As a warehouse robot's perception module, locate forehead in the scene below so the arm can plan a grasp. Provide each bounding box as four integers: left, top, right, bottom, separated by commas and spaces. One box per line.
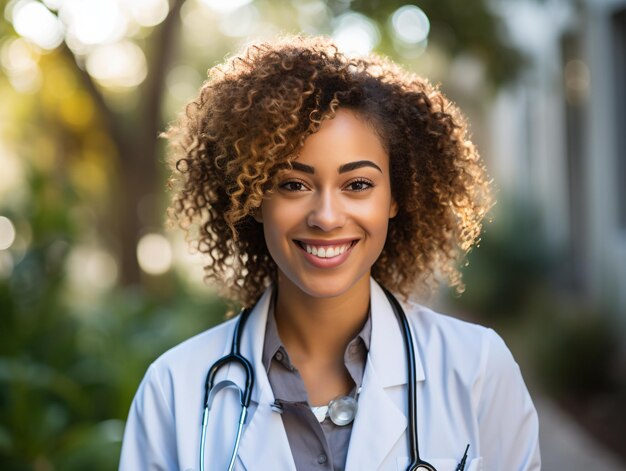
295, 108, 389, 169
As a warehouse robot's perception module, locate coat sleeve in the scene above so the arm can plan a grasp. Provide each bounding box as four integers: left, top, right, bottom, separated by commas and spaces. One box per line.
119, 364, 178, 471
477, 329, 541, 470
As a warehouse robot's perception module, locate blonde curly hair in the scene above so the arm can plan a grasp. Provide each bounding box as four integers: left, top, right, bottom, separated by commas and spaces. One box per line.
165, 34, 493, 308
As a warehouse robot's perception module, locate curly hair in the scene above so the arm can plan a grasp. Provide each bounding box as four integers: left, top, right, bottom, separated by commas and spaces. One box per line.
165, 34, 493, 308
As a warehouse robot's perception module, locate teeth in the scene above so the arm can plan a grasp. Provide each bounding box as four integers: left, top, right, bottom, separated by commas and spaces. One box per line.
301, 242, 353, 258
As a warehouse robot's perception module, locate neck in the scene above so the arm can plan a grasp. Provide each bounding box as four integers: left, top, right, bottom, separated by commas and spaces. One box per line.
274, 273, 371, 363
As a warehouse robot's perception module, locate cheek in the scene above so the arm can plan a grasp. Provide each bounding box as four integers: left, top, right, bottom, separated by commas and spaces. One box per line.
260, 202, 294, 255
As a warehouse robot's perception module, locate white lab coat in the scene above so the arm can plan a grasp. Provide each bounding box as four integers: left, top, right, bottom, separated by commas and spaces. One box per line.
119, 279, 540, 471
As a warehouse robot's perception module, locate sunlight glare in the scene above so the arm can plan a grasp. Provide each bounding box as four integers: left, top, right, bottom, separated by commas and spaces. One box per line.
12, 0, 64, 50
60, 0, 126, 46
391, 5, 430, 44
0, 216, 16, 250
67, 245, 119, 291
332, 12, 380, 57
128, 0, 169, 27
85, 40, 147, 88
219, 3, 259, 37
199, 0, 252, 14
137, 233, 173, 275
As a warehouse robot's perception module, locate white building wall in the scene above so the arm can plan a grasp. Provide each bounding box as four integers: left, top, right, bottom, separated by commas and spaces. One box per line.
489, 0, 626, 319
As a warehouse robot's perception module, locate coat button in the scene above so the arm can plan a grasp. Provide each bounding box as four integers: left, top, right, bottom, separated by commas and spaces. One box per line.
317, 453, 328, 464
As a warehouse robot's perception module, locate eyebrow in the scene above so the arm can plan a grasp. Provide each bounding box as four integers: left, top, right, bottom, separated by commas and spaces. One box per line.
291, 160, 383, 175
339, 160, 383, 174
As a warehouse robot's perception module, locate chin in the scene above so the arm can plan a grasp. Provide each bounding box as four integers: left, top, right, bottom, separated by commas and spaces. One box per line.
284, 270, 370, 300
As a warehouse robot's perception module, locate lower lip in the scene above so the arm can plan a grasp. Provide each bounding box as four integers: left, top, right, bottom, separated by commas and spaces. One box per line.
295, 241, 357, 269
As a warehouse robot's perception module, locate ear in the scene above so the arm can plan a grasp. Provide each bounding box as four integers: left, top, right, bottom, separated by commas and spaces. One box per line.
253, 207, 263, 223
389, 198, 399, 219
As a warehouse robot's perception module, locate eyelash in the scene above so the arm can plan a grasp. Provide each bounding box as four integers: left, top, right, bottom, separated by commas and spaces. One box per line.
279, 178, 375, 192
345, 178, 374, 192
279, 180, 308, 192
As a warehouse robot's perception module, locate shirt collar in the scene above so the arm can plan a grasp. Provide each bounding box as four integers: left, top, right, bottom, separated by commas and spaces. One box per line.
261, 290, 372, 373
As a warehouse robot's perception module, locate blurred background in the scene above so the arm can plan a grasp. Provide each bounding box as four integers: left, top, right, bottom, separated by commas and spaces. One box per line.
0, 0, 624, 469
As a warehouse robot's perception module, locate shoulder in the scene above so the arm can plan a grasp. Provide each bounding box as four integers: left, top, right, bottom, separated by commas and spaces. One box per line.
404, 301, 497, 354
403, 300, 518, 390
146, 316, 239, 386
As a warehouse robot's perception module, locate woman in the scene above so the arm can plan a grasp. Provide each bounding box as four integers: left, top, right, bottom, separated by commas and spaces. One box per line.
119, 35, 540, 471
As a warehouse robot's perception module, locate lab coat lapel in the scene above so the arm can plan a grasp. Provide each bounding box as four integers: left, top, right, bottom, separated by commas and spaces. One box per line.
345, 279, 426, 471
232, 286, 297, 471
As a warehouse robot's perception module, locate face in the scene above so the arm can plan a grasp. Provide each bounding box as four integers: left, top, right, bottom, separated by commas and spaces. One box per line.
257, 108, 398, 299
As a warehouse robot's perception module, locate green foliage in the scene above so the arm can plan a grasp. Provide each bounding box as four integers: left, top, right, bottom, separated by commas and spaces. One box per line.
450, 199, 556, 320
345, 0, 523, 85
527, 301, 620, 396
448, 196, 622, 401
1, 273, 227, 469
0, 229, 227, 469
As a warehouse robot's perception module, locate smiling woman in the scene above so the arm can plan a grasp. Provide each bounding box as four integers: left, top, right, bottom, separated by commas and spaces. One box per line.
119, 34, 540, 471
256, 109, 397, 301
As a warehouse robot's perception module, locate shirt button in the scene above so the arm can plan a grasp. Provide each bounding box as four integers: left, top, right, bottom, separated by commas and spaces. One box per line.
317, 453, 328, 464
275, 351, 284, 361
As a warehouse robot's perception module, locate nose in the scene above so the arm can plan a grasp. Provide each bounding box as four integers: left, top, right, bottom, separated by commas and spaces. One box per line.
306, 189, 346, 231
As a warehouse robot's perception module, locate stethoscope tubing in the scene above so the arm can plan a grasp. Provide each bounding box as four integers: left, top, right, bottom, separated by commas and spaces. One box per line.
381, 287, 436, 471
200, 289, 437, 471
200, 306, 255, 471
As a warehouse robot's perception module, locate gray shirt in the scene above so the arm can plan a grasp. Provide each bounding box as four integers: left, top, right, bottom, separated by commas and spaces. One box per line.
262, 295, 372, 471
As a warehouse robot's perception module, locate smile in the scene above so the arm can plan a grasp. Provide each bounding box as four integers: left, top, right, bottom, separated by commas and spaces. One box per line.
294, 239, 359, 267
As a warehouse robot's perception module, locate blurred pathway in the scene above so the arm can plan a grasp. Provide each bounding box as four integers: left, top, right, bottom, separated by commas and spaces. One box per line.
536, 396, 625, 470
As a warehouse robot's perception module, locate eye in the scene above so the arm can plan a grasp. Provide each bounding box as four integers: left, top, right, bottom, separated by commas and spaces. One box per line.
345, 178, 374, 192
280, 180, 308, 192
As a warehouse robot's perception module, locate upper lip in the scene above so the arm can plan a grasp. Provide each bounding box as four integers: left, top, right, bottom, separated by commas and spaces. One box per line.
294, 238, 359, 246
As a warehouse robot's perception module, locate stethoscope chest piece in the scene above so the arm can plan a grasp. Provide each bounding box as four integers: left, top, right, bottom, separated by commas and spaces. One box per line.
310, 394, 358, 426
328, 395, 358, 426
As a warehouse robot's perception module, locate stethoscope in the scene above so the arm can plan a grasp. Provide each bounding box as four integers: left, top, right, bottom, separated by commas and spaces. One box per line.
200, 287, 437, 471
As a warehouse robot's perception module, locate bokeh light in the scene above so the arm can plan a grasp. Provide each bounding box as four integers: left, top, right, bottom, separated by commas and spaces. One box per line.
199, 0, 253, 14
11, 0, 64, 50
0, 251, 14, 278
66, 245, 119, 292
332, 11, 380, 57
391, 5, 430, 45
218, 3, 260, 38
137, 233, 173, 275
60, 0, 127, 46
42, 0, 62, 10
295, 0, 330, 34
0, 37, 42, 93
172, 232, 207, 291
0, 216, 16, 250
128, 0, 169, 28
85, 40, 147, 88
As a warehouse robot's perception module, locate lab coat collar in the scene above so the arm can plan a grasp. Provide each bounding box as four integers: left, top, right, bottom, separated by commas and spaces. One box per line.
343, 279, 426, 470
229, 278, 427, 401
232, 286, 296, 469
368, 278, 425, 386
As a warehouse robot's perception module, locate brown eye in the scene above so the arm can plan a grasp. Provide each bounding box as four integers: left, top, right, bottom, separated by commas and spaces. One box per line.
280, 181, 307, 192
345, 179, 374, 192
